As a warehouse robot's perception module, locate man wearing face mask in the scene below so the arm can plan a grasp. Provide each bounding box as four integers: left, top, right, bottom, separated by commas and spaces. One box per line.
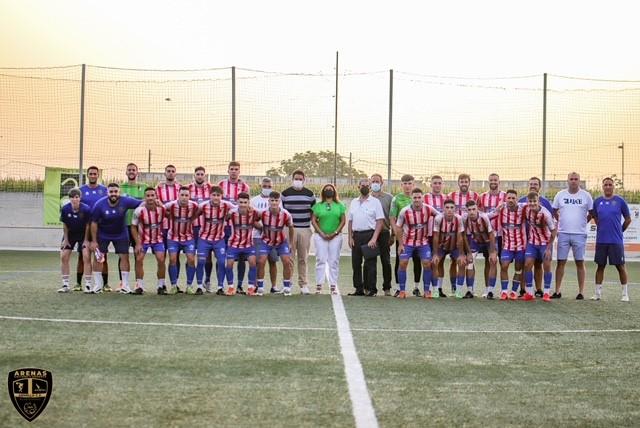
348, 178, 384, 296
251, 177, 283, 294
281, 170, 316, 295
370, 173, 393, 296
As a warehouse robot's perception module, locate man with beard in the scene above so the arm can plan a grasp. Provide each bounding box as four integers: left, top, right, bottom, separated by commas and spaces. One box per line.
479, 173, 505, 296
80, 166, 109, 291
119, 163, 147, 290
189, 166, 214, 291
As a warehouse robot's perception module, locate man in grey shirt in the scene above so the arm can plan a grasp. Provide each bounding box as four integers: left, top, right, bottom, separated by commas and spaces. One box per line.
371, 173, 393, 296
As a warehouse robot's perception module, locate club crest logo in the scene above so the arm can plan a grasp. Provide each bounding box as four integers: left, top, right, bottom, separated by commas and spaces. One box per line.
8, 368, 53, 422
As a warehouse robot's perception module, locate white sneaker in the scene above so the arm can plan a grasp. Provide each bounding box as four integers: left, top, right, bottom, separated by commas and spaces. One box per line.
57, 286, 69, 293
256, 287, 264, 296
84, 285, 93, 294
481, 289, 489, 298
283, 287, 292, 296
92, 286, 103, 294
204, 282, 212, 293
330, 285, 339, 295
119, 287, 132, 294
300, 286, 310, 295
590, 294, 601, 301
621, 295, 630, 302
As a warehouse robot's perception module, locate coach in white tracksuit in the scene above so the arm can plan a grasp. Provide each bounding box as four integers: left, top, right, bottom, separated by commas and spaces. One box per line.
311, 184, 346, 295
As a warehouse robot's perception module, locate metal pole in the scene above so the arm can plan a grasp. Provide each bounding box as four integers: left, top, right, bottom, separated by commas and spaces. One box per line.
148, 149, 151, 174
618, 141, 625, 189
78, 64, 86, 186
333, 51, 339, 185
542, 73, 547, 191
387, 69, 393, 185
231, 66, 236, 161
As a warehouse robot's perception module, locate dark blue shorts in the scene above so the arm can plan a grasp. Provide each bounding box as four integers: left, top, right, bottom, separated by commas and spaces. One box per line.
197, 238, 226, 260
525, 244, 550, 262
258, 241, 291, 257
438, 248, 460, 259
400, 244, 432, 261
98, 237, 130, 254
62, 234, 85, 252
226, 246, 256, 260
167, 239, 196, 255
501, 249, 525, 264
594, 243, 625, 266
143, 243, 165, 254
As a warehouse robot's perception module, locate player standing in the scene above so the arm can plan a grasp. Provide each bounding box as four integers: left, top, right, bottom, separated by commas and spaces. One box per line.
164, 187, 199, 294
225, 192, 259, 296
522, 192, 556, 301
58, 188, 92, 293
463, 200, 498, 299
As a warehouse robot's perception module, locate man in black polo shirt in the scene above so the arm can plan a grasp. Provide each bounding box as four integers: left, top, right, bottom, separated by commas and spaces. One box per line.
281, 169, 316, 295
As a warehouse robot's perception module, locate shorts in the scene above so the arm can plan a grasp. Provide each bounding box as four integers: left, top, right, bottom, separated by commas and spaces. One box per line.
62, 234, 84, 252
496, 236, 503, 255
192, 226, 201, 248
594, 243, 625, 266
500, 249, 525, 264
167, 239, 196, 255
98, 237, 130, 254
226, 246, 256, 260
437, 248, 460, 259
400, 244, 432, 261
469, 239, 490, 259
525, 244, 550, 262
258, 240, 291, 257
557, 233, 587, 261
142, 243, 165, 254
197, 238, 226, 260
127, 226, 137, 248
253, 238, 279, 262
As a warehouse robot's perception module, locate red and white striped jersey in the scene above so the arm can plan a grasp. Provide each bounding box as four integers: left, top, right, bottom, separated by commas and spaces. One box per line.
217, 179, 250, 206
228, 209, 258, 249
198, 200, 233, 242
155, 182, 181, 204
396, 204, 438, 247
189, 182, 212, 228
495, 205, 528, 251
424, 193, 445, 213
433, 214, 465, 251
480, 191, 506, 233
131, 205, 165, 244
447, 190, 481, 216
165, 200, 198, 242
463, 212, 494, 245
524, 205, 555, 245
259, 209, 293, 247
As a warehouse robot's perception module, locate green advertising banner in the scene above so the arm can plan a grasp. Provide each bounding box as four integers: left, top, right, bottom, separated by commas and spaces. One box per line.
43, 167, 84, 226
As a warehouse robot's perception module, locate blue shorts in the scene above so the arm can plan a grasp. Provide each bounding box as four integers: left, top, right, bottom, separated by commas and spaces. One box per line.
438, 248, 460, 259
557, 233, 587, 261
496, 236, 503, 255
400, 244, 432, 261
62, 234, 85, 252
192, 226, 201, 247
197, 238, 226, 260
258, 240, 291, 257
226, 246, 256, 260
253, 238, 279, 262
167, 239, 196, 255
594, 243, 625, 266
525, 244, 549, 262
469, 239, 491, 258
501, 249, 525, 264
98, 237, 130, 254
143, 243, 165, 254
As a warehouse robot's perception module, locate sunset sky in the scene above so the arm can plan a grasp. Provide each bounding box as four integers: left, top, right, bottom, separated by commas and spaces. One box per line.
1, 0, 639, 188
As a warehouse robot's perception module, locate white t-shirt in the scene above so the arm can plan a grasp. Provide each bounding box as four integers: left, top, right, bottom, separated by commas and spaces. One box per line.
250, 195, 282, 239
552, 189, 593, 234
348, 195, 384, 231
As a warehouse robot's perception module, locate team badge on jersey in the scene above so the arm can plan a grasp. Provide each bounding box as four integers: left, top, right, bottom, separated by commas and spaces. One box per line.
8, 368, 53, 421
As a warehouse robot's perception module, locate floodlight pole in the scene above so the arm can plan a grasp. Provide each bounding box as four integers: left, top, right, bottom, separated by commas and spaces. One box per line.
78, 64, 86, 186
232, 66, 236, 161
334, 51, 339, 185
388, 69, 393, 185
542, 72, 547, 192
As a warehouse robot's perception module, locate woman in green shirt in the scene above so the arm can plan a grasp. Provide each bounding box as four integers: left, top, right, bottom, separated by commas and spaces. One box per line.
311, 184, 346, 295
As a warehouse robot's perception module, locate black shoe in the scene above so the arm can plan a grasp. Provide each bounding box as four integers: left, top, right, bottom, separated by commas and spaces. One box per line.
393, 289, 401, 297
576, 293, 584, 300
487, 291, 494, 300
519, 289, 526, 297
438, 289, 448, 298
237, 286, 246, 295
175, 286, 184, 294
463, 291, 474, 299
534, 290, 544, 298
195, 288, 203, 295
366, 291, 377, 297
551, 292, 562, 299
133, 287, 144, 295
157, 286, 167, 295
348, 290, 365, 296
216, 288, 225, 296
412, 288, 421, 297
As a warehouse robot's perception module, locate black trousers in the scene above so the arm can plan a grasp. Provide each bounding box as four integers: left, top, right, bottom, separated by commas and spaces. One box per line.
394, 238, 421, 285
377, 229, 392, 291
352, 230, 377, 293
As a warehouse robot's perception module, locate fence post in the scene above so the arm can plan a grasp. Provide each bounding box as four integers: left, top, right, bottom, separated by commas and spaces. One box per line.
231, 66, 236, 161
387, 69, 393, 185
333, 51, 339, 185
542, 72, 547, 191
78, 64, 86, 185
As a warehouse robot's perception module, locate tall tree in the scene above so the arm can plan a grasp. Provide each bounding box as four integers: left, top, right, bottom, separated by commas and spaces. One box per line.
266, 150, 367, 178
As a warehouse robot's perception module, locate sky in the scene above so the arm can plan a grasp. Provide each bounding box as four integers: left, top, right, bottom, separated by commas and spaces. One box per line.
1, 0, 639, 188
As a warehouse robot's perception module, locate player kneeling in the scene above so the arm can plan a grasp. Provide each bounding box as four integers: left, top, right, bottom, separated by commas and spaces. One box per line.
463, 200, 498, 299
523, 192, 556, 301
59, 188, 93, 293
255, 191, 295, 296
395, 188, 439, 299
131, 188, 167, 295
225, 193, 258, 296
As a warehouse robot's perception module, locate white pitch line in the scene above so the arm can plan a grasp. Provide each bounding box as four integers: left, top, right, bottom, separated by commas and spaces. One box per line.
1, 315, 639, 335
330, 293, 379, 428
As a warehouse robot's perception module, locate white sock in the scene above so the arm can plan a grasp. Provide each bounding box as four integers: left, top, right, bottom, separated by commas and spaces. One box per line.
93, 272, 103, 290
595, 283, 603, 296
622, 284, 628, 296
158, 278, 165, 288
437, 278, 443, 289
121, 271, 130, 289
414, 282, 420, 290
62, 275, 70, 288
136, 278, 144, 290
84, 275, 93, 287
526, 285, 534, 295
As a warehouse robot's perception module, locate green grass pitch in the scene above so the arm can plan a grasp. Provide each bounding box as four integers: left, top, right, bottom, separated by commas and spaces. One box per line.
1, 250, 639, 427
